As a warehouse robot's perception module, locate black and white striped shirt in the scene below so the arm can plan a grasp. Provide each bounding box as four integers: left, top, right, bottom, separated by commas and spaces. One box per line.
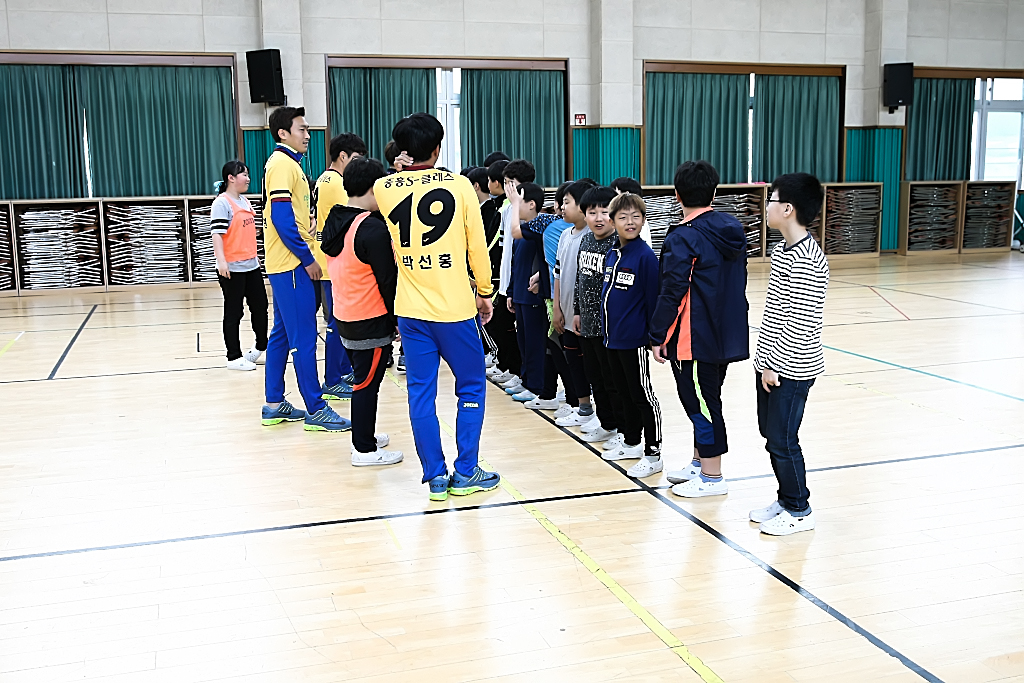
754, 234, 829, 380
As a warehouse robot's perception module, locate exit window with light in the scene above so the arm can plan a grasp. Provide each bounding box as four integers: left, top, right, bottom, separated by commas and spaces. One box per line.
972, 78, 1024, 186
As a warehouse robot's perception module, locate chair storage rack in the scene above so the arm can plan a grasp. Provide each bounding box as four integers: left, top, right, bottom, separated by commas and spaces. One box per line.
820, 182, 883, 259
960, 181, 1016, 253
898, 181, 964, 256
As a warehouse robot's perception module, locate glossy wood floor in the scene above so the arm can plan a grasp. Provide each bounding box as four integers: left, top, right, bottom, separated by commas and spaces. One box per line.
1, 254, 1023, 683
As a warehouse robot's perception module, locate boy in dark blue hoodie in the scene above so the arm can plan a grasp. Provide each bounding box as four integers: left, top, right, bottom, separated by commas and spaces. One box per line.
601, 193, 663, 479
650, 160, 749, 498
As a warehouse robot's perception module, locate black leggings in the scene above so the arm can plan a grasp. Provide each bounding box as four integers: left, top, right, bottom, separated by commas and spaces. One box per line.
606, 347, 663, 457
217, 268, 268, 360
349, 343, 392, 453
485, 294, 521, 374
561, 330, 590, 400
541, 337, 578, 406
579, 336, 624, 432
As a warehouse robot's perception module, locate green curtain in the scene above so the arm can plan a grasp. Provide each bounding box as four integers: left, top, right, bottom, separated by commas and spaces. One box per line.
461, 69, 566, 186
906, 78, 974, 181
243, 128, 326, 194
75, 65, 236, 197
573, 128, 640, 185
1015, 192, 1024, 243
846, 128, 902, 250
753, 75, 841, 183
328, 68, 436, 162
644, 72, 749, 185
0, 65, 86, 200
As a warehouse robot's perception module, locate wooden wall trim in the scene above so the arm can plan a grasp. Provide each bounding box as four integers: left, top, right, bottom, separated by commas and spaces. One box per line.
914, 66, 1024, 80
326, 56, 568, 71
644, 60, 844, 77
0, 51, 235, 67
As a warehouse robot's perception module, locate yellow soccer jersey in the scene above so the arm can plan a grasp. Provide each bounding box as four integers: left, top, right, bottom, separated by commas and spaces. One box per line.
312, 168, 348, 278
262, 147, 315, 275
373, 168, 493, 322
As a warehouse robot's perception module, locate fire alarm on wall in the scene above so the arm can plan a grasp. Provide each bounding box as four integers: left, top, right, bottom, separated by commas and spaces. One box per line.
574, 113, 587, 125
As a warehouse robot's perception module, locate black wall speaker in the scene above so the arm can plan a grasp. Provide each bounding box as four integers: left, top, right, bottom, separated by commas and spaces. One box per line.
883, 62, 914, 109
246, 49, 286, 106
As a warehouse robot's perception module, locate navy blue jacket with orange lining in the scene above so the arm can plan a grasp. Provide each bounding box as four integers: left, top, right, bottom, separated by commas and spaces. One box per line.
649, 207, 750, 363
600, 236, 660, 349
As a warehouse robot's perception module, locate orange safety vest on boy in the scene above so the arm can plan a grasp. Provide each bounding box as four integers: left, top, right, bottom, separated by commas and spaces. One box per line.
327, 211, 388, 323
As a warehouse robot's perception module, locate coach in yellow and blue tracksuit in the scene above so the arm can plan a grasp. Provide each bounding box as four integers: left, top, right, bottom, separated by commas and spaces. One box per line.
373, 113, 499, 502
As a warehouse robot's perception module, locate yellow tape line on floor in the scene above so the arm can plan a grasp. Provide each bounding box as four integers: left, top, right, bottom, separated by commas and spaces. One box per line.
0, 331, 25, 359
383, 370, 723, 683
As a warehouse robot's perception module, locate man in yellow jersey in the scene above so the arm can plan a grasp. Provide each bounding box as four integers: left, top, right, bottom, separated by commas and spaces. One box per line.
260, 106, 350, 433
373, 113, 498, 501
313, 132, 368, 401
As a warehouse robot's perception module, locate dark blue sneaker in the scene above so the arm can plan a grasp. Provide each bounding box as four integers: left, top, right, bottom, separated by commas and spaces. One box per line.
303, 405, 352, 432
261, 400, 306, 426
321, 381, 353, 401
448, 466, 500, 497
428, 473, 450, 501
341, 372, 356, 385
396, 355, 406, 372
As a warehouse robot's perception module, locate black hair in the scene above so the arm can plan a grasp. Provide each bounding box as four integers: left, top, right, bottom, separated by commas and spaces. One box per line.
503, 159, 536, 183
610, 176, 642, 195
218, 160, 248, 194
576, 177, 597, 185
460, 165, 477, 177
771, 172, 824, 227
343, 157, 387, 198
468, 167, 490, 192
579, 186, 616, 212
269, 106, 306, 143
564, 179, 597, 205
392, 113, 444, 163
329, 133, 367, 162
487, 160, 510, 183
519, 182, 545, 212
483, 151, 510, 166
383, 140, 399, 167
673, 160, 719, 207
553, 181, 573, 208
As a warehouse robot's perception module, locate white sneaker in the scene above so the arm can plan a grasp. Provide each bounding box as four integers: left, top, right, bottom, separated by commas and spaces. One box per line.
670, 477, 729, 498
603, 442, 643, 461
351, 446, 404, 467
243, 347, 265, 364
556, 410, 593, 427
226, 357, 257, 371
491, 370, 514, 383
501, 376, 522, 389
749, 500, 784, 523
484, 353, 496, 368
511, 390, 537, 402
556, 389, 566, 402
504, 383, 525, 395
601, 433, 625, 451
627, 456, 663, 478
375, 433, 390, 449
580, 415, 602, 433
666, 462, 702, 484
760, 509, 815, 536
486, 364, 502, 377
581, 427, 616, 443
524, 397, 560, 410
553, 404, 574, 419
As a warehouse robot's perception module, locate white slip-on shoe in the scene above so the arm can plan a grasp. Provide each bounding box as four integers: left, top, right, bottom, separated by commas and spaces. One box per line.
601, 433, 625, 451
627, 456, 663, 478
375, 433, 390, 449
243, 347, 265, 364
484, 353, 496, 368
670, 477, 729, 498
227, 357, 257, 371
501, 376, 522, 389
666, 462, 702, 484
524, 397, 560, 410
580, 427, 617, 443
486, 364, 502, 377
556, 410, 593, 427
749, 500, 784, 523
351, 446, 404, 467
760, 509, 815, 536
580, 415, 602, 433
603, 442, 643, 461
491, 370, 513, 383
553, 404, 574, 419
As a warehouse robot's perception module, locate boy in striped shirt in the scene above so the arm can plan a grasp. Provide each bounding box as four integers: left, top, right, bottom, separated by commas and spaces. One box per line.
751, 173, 829, 536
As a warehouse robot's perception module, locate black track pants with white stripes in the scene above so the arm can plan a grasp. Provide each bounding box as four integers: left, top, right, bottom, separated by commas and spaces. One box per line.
606, 347, 663, 457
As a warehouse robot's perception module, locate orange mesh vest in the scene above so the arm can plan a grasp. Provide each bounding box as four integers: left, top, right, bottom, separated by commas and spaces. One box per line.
327, 212, 388, 322
222, 195, 258, 263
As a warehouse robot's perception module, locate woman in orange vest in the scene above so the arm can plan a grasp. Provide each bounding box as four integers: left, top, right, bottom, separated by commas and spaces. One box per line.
321, 157, 403, 466
211, 160, 268, 371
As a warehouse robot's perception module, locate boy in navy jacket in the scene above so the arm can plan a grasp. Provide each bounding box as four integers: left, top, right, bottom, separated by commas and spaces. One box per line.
601, 193, 663, 478
650, 161, 749, 498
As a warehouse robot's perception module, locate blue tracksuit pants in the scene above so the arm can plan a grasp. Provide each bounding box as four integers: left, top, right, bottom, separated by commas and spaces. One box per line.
321, 281, 353, 385
398, 316, 487, 483
265, 266, 326, 414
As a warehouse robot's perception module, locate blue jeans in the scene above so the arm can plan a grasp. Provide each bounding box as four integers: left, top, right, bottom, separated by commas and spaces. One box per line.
398, 317, 487, 483
265, 267, 325, 413
321, 281, 353, 384
756, 371, 815, 515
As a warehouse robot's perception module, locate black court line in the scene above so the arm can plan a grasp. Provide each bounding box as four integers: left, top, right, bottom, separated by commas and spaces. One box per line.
0, 487, 644, 564
47, 305, 97, 380
527, 406, 942, 682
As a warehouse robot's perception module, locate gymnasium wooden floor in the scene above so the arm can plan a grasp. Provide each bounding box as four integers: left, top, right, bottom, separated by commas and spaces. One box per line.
1, 254, 1023, 683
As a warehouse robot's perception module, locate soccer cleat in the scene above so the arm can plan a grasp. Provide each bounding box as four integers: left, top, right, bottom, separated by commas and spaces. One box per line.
428, 473, 450, 501
504, 383, 525, 395
556, 409, 592, 427
303, 405, 352, 432
351, 445, 404, 467
579, 415, 602, 433
670, 477, 729, 498
760, 509, 815, 536
603, 442, 643, 461
553, 404, 574, 419
523, 397, 560, 410
227, 357, 257, 371
243, 347, 265, 364
666, 461, 702, 484
627, 456, 663, 478
396, 354, 406, 372
261, 400, 306, 425
321, 381, 353, 401
749, 501, 784, 523
448, 466, 501, 496
601, 433, 625, 451
580, 427, 616, 443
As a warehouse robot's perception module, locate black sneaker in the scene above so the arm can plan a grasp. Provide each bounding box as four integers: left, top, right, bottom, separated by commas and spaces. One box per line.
397, 354, 406, 372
